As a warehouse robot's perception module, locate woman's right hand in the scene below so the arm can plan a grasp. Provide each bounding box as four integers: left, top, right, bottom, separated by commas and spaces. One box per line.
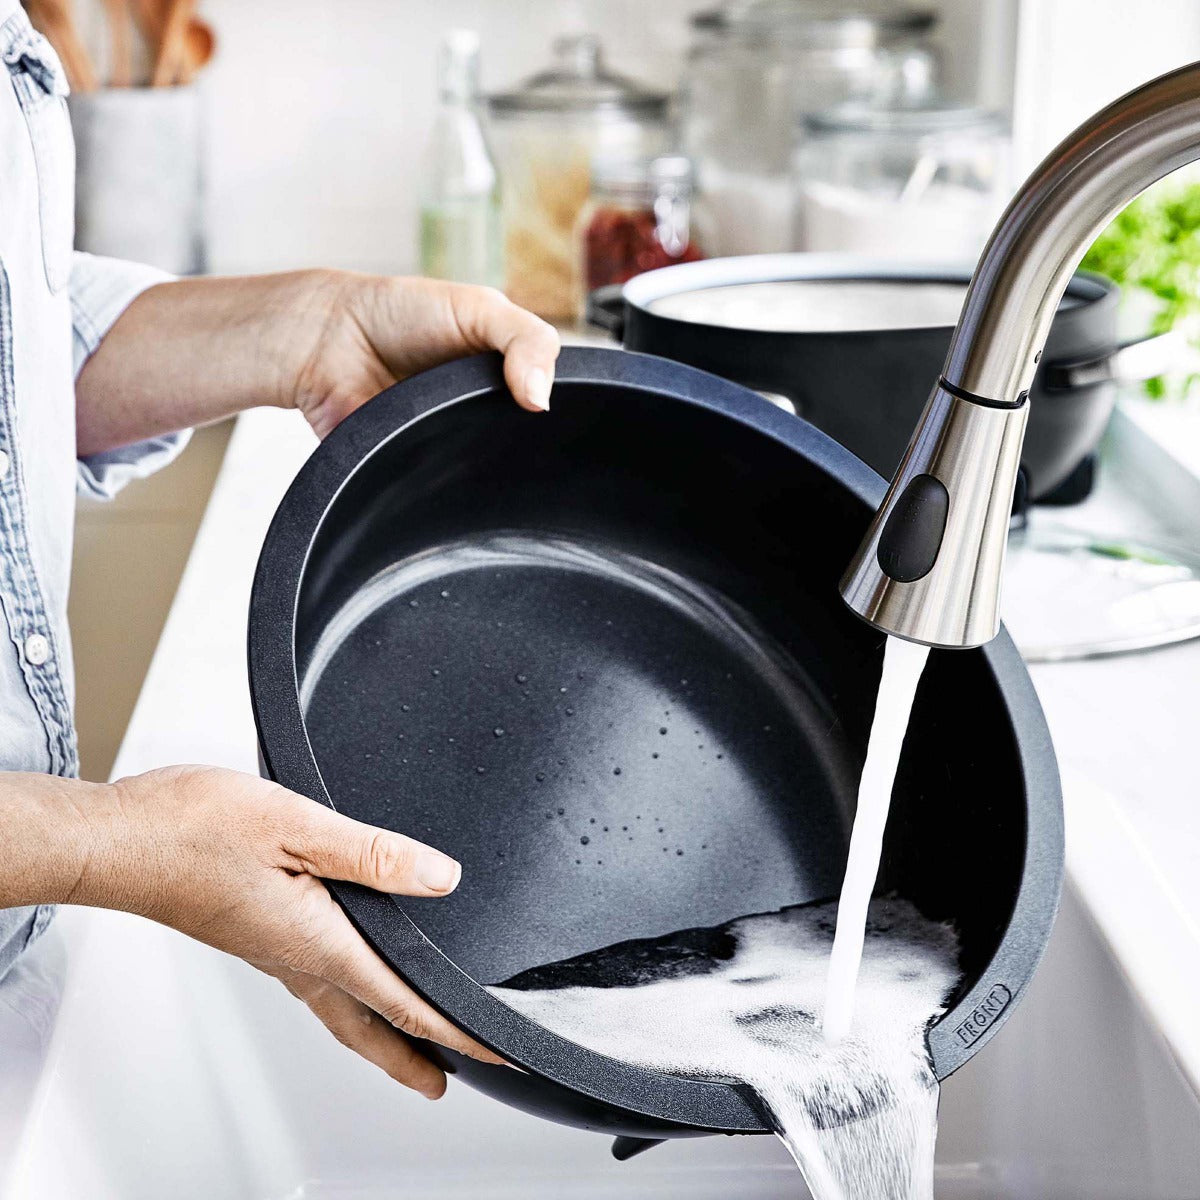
77, 764, 503, 1098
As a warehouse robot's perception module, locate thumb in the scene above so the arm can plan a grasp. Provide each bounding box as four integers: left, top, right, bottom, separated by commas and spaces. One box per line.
447, 284, 560, 412
286, 802, 462, 897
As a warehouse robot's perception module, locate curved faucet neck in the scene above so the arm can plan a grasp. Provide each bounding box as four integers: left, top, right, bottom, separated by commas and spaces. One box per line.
945, 60, 1200, 406
841, 60, 1200, 648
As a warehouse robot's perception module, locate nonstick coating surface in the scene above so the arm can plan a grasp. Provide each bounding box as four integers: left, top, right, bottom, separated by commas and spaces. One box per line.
249, 348, 1063, 1138
301, 534, 849, 984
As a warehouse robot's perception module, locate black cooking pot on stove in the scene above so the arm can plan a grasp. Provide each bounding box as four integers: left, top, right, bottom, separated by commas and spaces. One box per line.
248, 347, 1062, 1149
588, 254, 1172, 503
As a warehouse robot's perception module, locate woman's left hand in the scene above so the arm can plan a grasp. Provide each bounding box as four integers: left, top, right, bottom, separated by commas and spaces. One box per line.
289, 273, 560, 438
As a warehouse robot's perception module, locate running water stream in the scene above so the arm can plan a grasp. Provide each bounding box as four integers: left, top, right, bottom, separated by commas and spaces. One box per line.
491, 635, 949, 1200
823, 636, 931, 1042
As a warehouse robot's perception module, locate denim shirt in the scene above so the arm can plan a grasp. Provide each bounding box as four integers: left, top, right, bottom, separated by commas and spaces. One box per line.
0, 0, 189, 981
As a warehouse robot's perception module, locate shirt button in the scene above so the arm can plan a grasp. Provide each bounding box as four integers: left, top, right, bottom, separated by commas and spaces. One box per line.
24, 633, 50, 666
0, 449, 9, 480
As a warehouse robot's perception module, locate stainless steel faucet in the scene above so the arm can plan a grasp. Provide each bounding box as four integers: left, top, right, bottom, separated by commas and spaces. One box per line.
840, 62, 1200, 648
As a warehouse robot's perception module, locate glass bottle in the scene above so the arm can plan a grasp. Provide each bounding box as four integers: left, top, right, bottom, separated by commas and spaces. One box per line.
419, 30, 503, 287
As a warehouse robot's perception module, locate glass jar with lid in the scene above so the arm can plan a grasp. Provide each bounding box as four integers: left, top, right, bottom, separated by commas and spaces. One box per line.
579, 155, 705, 307
487, 34, 672, 322
796, 102, 1011, 262
681, 0, 939, 256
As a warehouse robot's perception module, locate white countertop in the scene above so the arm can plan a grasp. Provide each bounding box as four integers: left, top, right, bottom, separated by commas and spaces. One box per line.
108, 397, 1200, 1108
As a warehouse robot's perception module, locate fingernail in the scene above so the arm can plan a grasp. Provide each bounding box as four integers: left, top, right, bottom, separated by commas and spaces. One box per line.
524, 367, 551, 411
417, 850, 462, 894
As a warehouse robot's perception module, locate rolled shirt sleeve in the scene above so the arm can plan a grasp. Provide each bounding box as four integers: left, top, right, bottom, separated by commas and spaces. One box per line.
70, 251, 193, 499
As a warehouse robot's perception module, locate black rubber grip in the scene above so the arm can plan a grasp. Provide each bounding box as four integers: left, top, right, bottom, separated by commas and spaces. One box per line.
877, 473, 949, 582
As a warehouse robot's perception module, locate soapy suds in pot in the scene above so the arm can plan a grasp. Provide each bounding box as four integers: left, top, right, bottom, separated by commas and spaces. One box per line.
491, 896, 959, 1200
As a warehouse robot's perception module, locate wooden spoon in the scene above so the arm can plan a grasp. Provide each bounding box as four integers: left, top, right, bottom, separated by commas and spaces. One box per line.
179, 17, 214, 84
150, 0, 195, 86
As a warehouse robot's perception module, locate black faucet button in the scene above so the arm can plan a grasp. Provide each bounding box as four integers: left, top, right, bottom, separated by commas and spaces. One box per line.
876, 473, 950, 583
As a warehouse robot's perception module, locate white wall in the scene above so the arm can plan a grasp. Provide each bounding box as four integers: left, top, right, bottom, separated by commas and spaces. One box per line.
1012, 0, 1200, 170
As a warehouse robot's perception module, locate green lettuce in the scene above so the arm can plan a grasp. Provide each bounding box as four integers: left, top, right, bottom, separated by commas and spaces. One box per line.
1082, 174, 1200, 399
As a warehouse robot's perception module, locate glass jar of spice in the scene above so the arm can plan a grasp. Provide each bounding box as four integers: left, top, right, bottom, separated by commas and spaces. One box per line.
580, 156, 705, 308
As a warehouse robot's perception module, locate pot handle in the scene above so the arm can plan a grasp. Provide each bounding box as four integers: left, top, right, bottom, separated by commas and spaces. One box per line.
585, 285, 627, 340
1042, 330, 1182, 390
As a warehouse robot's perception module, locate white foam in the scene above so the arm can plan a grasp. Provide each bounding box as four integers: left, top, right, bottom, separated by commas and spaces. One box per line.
491, 897, 959, 1200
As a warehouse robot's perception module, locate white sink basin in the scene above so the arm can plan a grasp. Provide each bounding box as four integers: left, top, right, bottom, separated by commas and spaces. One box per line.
2, 880, 1196, 1200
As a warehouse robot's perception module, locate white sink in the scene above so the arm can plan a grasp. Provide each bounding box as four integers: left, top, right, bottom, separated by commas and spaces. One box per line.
1, 880, 1196, 1200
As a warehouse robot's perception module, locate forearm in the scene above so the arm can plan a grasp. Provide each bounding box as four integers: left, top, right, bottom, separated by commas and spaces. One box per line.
0, 772, 115, 909
74, 269, 339, 457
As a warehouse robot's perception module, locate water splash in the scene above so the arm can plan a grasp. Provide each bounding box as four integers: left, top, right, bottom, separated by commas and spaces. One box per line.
491, 896, 958, 1200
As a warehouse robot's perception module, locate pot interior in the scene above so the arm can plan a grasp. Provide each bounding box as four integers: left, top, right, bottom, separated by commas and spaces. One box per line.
291, 376, 1031, 1036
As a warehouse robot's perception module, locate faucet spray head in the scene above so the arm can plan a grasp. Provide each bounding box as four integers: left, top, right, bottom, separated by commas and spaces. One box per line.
841, 59, 1200, 649
840, 382, 1028, 648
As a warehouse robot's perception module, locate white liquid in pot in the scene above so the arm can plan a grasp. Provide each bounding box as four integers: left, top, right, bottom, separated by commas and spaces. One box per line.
647, 279, 971, 332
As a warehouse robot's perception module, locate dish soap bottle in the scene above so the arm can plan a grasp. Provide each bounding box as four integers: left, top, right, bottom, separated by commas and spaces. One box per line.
418, 30, 503, 287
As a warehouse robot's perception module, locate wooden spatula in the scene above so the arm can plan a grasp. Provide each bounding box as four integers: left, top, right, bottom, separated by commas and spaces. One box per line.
102, 0, 133, 87
150, 0, 195, 86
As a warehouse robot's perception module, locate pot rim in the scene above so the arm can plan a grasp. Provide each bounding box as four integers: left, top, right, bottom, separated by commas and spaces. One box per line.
248, 346, 1063, 1132
619, 252, 1114, 339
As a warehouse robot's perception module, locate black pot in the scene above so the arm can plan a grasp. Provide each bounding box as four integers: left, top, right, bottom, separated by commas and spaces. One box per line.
248, 347, 1062, 1144
588, 255, 1169, 502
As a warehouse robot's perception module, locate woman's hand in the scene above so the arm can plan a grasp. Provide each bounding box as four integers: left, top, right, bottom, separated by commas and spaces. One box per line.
77, 765, 503, 1098
76, 270, 561, 456
290, 273, 561, 437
